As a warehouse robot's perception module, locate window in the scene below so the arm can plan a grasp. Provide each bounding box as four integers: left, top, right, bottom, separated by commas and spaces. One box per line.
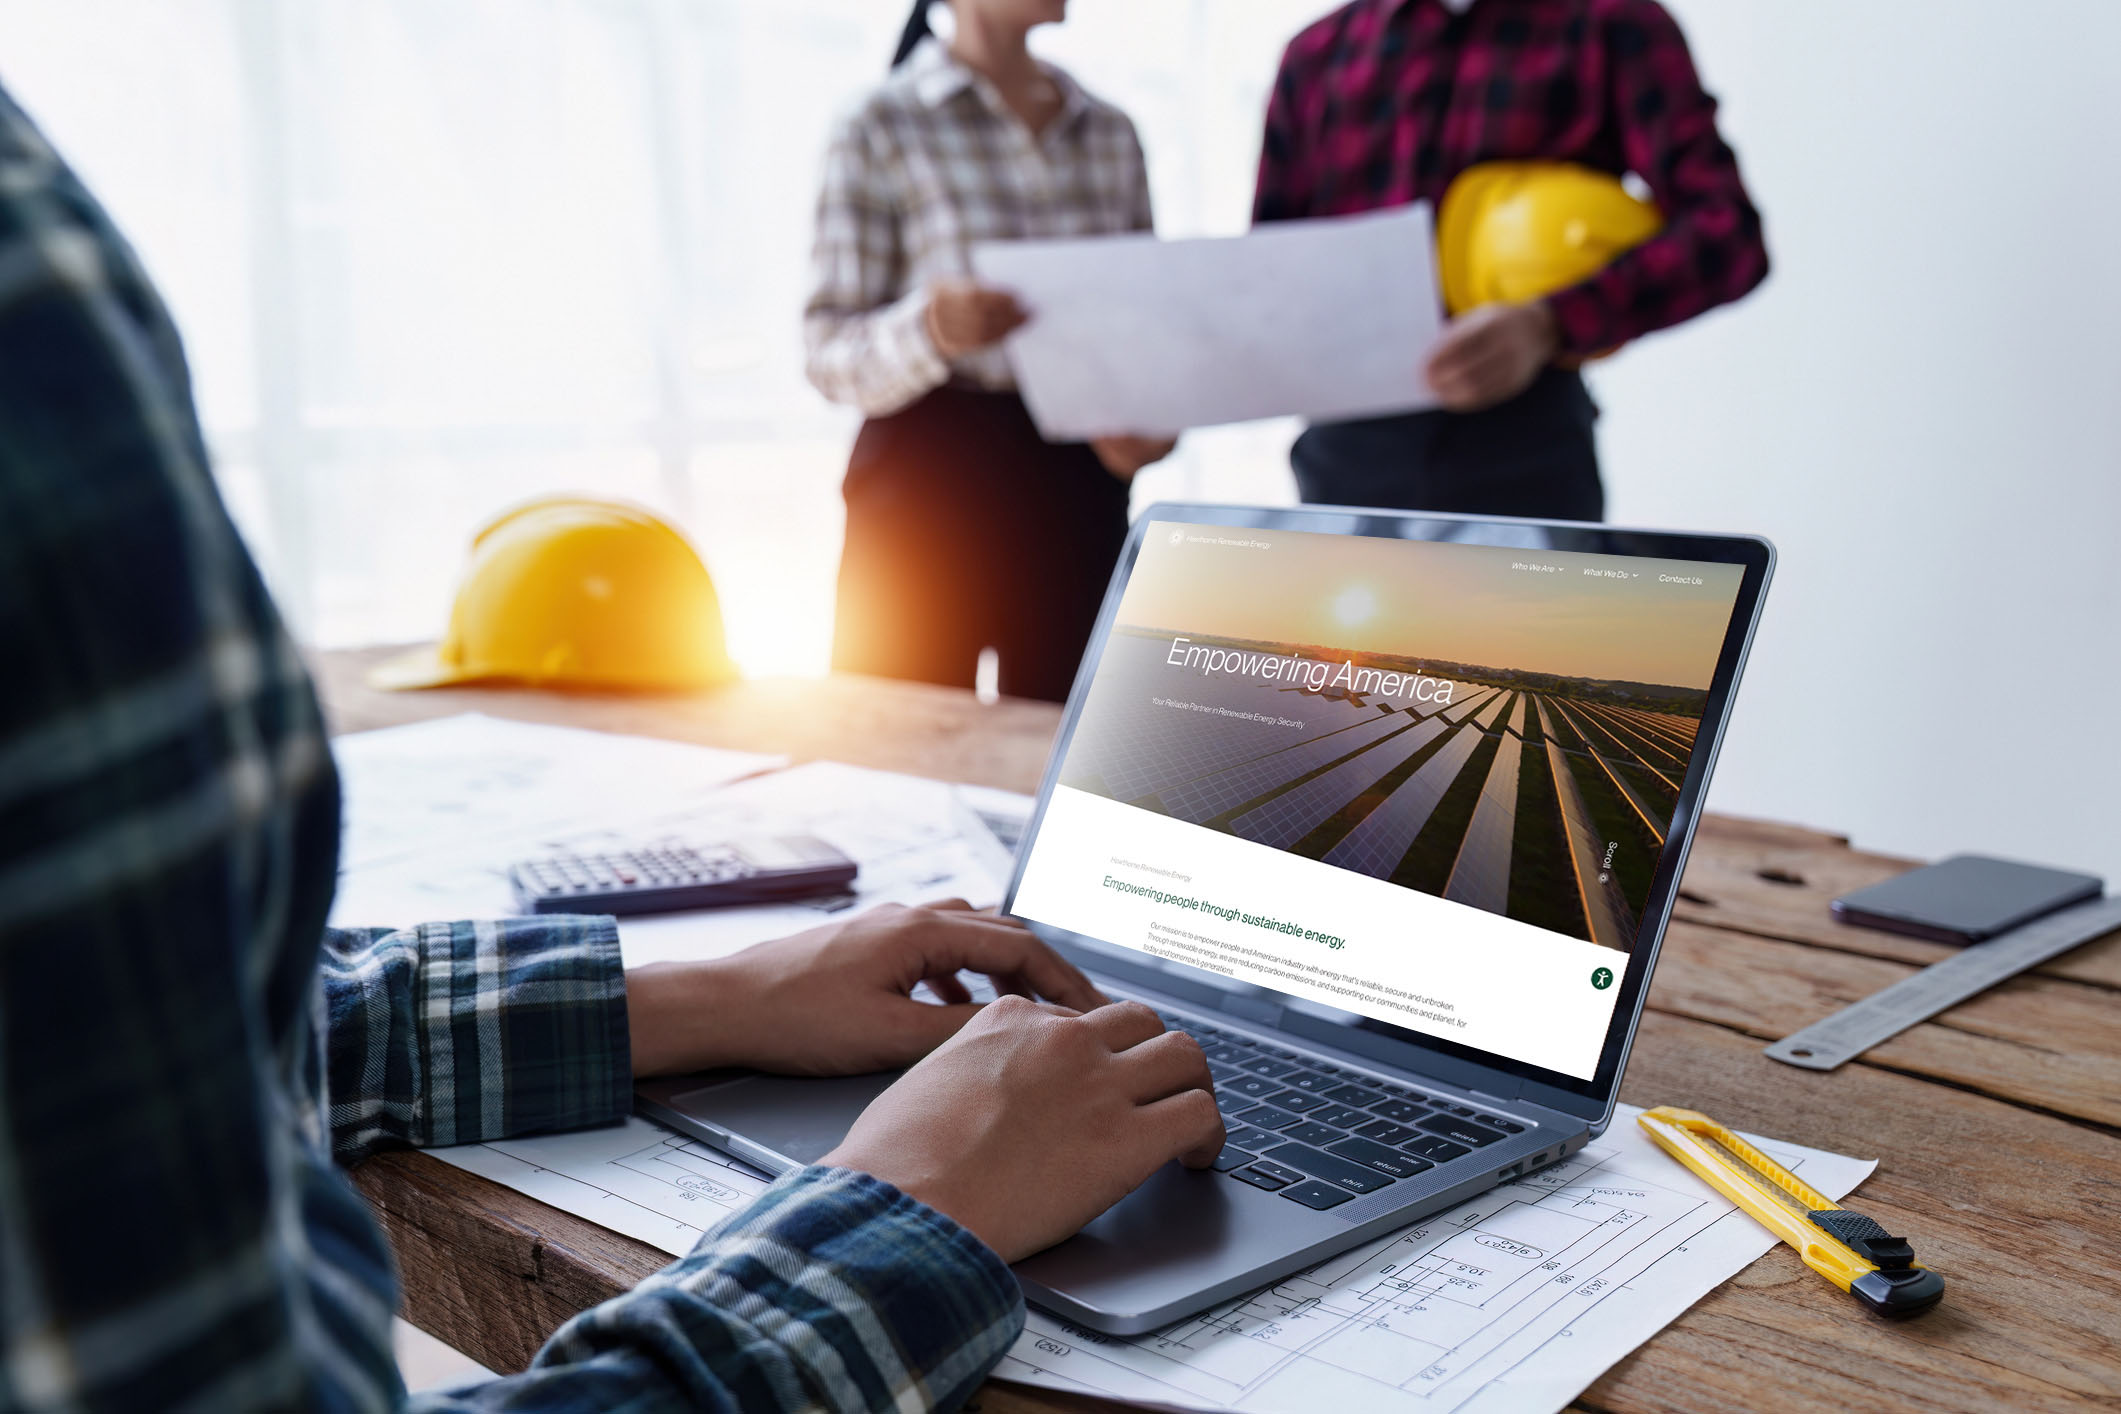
0, 0, 1321, 674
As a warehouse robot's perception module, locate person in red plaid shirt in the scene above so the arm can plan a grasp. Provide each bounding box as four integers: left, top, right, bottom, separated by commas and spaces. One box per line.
1255, 0, 1768, 522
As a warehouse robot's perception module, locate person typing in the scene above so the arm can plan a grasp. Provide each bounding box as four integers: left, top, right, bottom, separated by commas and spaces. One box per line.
0, 84, 1218, 1414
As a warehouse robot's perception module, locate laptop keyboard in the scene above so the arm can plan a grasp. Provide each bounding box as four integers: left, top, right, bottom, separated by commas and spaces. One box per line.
1153, 1008, 1528, 1211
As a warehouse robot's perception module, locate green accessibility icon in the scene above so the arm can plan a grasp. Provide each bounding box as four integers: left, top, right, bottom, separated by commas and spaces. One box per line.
1590, 966, 1615, 990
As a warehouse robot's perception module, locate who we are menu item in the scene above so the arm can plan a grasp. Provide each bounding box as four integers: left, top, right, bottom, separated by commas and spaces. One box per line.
1012, 523, 1744, 1080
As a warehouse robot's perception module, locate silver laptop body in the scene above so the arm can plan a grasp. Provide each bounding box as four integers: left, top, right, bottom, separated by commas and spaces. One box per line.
641, 504, 1774, 1335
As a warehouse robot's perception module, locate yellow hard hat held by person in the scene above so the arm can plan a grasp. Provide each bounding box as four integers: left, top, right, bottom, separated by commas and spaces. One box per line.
370, 496, 738, 692
1438, 161, 1663, 320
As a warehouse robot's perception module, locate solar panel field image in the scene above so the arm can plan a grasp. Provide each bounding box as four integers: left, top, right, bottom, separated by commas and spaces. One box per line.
1059, 629, 1710, 951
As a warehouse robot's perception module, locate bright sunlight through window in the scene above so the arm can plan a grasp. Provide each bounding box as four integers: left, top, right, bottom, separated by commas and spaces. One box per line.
0, 0, 1329, 677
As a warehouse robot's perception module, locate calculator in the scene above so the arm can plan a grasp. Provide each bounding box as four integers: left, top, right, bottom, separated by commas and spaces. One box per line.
508, 836, 858, 917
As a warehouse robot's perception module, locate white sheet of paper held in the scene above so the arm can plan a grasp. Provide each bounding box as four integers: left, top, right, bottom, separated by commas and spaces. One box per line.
431, 1105, 1870, 1414
972, 205, 1443, 440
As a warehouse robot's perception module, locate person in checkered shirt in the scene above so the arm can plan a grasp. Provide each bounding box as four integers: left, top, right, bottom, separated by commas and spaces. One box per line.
1256, 0, 1769, 522
0, 65, 1228, 1413
804, 0, 1174, 704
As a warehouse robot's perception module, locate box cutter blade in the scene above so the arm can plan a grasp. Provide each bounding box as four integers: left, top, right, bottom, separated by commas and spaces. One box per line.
1638, 1106, 1943, 1317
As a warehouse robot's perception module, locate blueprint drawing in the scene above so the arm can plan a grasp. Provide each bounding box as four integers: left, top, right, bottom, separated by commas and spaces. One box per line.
430, 1106, 1870, 1414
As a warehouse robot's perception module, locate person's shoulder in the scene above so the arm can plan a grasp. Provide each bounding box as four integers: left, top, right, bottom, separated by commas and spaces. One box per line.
821, 72, 930, 162
1052, 65, 1141, 139
1584, 0, 1693, 45
1280, 1, 1374, 67
1584, 0, 1682, 18
832, 72, 925, 130
0, 86, 69, 226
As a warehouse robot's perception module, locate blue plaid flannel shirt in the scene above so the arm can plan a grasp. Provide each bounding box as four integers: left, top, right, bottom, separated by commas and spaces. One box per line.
0, 87, 1022, 1412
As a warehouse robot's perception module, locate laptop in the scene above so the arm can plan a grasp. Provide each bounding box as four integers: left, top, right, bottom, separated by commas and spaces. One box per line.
640, 503, 1774, 1335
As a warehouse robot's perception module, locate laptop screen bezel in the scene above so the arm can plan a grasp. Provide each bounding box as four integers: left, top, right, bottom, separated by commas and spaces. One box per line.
999, 502, 1775, 1129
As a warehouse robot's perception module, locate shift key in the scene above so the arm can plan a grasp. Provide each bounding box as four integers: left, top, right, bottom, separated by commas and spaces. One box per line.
1262, 1142, 1395, 1194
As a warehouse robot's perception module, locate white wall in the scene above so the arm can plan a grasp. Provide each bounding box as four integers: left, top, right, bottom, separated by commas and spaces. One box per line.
1582, 0, 2121, 875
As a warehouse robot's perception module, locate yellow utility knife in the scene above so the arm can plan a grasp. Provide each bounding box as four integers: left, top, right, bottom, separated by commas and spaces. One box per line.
1638, 1106, 1944, 1317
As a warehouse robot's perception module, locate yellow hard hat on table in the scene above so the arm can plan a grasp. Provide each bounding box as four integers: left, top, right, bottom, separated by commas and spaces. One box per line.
1438, 161, 1663, 316
370, 496, 738, 692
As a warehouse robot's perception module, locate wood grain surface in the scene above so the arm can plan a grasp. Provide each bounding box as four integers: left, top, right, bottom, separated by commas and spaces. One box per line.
320, 647, 2121, 1412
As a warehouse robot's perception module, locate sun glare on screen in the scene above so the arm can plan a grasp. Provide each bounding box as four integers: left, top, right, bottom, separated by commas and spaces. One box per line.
1331, 584, 1379, 629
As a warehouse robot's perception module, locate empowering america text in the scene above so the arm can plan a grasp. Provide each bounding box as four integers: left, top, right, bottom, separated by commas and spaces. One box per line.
1166, 637, 1456, 707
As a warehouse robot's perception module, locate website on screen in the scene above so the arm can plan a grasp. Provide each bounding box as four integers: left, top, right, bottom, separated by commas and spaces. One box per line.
1011, 523, 1745, 1079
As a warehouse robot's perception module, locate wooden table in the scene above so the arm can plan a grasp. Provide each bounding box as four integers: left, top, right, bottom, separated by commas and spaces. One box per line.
316, 647, 2121, 1413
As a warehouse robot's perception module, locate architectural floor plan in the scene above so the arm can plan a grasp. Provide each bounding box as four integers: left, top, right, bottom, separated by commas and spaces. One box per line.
432, 1106, 1871, 1414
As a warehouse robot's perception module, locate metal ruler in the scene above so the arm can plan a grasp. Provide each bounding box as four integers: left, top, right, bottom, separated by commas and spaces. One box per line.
1766, 894, 2121, 1070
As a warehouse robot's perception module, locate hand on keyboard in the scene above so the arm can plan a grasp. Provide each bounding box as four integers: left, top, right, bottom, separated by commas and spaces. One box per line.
625, 899, 1106, 1077
824, 998, 1225, 1261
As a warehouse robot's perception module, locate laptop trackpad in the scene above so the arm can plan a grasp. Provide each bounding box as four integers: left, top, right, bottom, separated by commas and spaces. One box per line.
665, 1071, 900, 1166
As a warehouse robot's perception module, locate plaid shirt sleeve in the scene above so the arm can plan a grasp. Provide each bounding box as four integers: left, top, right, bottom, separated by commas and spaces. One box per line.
802, 111, 953, 418
321, 924, 1025, 1414
1251, 57, 1312, 228
319, 918, 634, 1162
1541, 2, 1769, 355
1127, 122, 1156, 234
0, 83, 1023, 1414
416, 1170, 1024, 1414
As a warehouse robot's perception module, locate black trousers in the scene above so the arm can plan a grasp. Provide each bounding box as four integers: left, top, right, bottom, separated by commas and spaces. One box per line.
1292, 367, 1605, 522
832, 386, 1129, 703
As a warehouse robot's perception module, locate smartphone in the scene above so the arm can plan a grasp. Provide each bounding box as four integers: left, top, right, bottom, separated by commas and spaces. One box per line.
1830, 854, 2104, 944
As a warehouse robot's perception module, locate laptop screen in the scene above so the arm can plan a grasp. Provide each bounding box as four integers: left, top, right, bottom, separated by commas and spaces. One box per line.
1011, 519, 1749, 1084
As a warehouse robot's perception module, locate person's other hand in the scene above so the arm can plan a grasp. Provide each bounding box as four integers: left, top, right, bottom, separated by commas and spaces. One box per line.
925, 279, 1029, 358
1090, 435, 1177, 482
625, 900, 1105, 1078
1423, 301, 1561, 412
824, 997, 1224, 1261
